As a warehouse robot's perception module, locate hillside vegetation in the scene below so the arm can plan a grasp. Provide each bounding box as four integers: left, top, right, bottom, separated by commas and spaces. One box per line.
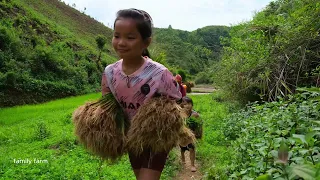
213, 0, 320, 103
0, 0, 116, 107
0, 0, 228, 107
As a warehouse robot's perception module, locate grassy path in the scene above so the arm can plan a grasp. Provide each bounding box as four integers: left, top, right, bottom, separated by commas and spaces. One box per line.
174, 150, 203, 180
172, 93, 234, 180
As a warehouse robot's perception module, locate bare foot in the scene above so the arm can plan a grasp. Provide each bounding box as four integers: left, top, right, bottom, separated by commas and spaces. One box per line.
191, 166, 197, 172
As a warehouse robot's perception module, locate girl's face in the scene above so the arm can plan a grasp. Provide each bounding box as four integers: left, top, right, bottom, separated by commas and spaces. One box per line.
112, 18, 150, 59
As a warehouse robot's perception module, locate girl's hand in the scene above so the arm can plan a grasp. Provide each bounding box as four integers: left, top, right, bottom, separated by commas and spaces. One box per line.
192, 112, 200, 118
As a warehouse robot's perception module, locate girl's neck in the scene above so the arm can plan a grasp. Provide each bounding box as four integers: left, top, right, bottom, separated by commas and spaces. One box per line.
122, 56, 145, 75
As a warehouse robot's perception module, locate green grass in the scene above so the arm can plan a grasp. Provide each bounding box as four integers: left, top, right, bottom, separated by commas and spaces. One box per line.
189, 93, 235, 179
0, 93, 233, 179
0, 93, 181, 179
15, 0, 114, 52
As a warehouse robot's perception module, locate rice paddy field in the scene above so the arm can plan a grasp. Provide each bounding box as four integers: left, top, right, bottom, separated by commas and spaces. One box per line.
0, 93, 231, 179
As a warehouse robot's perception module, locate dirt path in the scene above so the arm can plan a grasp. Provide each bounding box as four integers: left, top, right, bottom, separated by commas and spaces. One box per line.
190, 84, 215, 94
172, 84, 212, 180
188, 93, 210, 95
174, 151, 203, 180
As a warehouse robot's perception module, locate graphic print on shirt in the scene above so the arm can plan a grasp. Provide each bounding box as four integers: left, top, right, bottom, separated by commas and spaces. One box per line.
140, 84, 150, 95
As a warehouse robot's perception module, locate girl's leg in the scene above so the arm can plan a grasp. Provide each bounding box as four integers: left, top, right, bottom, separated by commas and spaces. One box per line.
138, 168, 161, 180
139, 149, 168, 180
181, 149, 186, 164
189, 148, 197, 172
129, 152, 142, 179
133, 169, 140, 179
180, 146, 187, 164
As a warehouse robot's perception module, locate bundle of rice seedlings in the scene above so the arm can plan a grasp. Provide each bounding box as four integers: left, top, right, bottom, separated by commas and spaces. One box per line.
72, 93, 129, 160
186, 116, 203, 139
178, 126, 196, 147
126, 96, 188, 156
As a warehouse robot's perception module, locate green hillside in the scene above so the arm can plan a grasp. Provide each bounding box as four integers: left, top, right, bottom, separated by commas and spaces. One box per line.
17, 0, 114, 50
0, 0, 117, 107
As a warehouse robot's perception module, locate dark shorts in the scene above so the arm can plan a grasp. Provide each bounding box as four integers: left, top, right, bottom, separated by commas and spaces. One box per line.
180, 143, 195, 151
128, 148, 169, 172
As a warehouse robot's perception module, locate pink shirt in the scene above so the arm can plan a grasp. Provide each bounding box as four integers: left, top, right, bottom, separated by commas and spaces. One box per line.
101, 57, 182, 120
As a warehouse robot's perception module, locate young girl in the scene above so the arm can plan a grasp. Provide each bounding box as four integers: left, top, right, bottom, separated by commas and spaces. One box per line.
180, 96, 201, 172
101, 8, 182, 180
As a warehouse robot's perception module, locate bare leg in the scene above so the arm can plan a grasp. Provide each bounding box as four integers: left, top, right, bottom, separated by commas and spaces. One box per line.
138, 168, 161, 180
133, 169, 140, 179
190, 149, 197, 172
181, 149, 186, 164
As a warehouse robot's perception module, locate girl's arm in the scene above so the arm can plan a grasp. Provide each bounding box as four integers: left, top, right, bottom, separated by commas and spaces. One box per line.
181, 84, 186, 97
101, 72, 111, 96
157, 69, 182, 100
191, 111, 200, 118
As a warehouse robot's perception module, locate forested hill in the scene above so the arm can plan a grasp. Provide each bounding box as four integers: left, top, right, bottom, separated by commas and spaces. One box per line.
151, 26, 229, 75
0, 0, 229, 107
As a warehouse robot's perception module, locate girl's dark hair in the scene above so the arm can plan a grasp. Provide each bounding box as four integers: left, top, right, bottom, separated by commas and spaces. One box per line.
114, 8, 152, 57
182, 96, 193, 106
142, 49, 150, 57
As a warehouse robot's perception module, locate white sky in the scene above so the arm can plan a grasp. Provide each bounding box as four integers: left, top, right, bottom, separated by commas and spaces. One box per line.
62, 0, 274, 31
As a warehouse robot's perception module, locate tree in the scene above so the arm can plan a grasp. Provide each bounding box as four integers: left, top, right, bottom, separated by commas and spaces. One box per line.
95, 35, 107, 71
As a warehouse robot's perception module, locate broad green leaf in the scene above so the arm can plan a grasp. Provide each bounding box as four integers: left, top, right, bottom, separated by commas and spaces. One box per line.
256, 174, 272, 180
306, 131, 320, 143
270, 150, 278, 158
310, 96, 320, 101
240, 169, 247, 174
316, 166, 320, 179
292, 134, 307, 145
298, 149, 309, 155
290, 157, 305, 163
266, 168, 279, 174
296, 87, 320, 93
288, 137, 296, 145
301, 93, 307, 99
273, 173, 282, 178
258, 146, 267, 156
274, 177, 285, 180
281, 130, 289, 136
240, 144, 246, 150
288, 164, 316, 180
